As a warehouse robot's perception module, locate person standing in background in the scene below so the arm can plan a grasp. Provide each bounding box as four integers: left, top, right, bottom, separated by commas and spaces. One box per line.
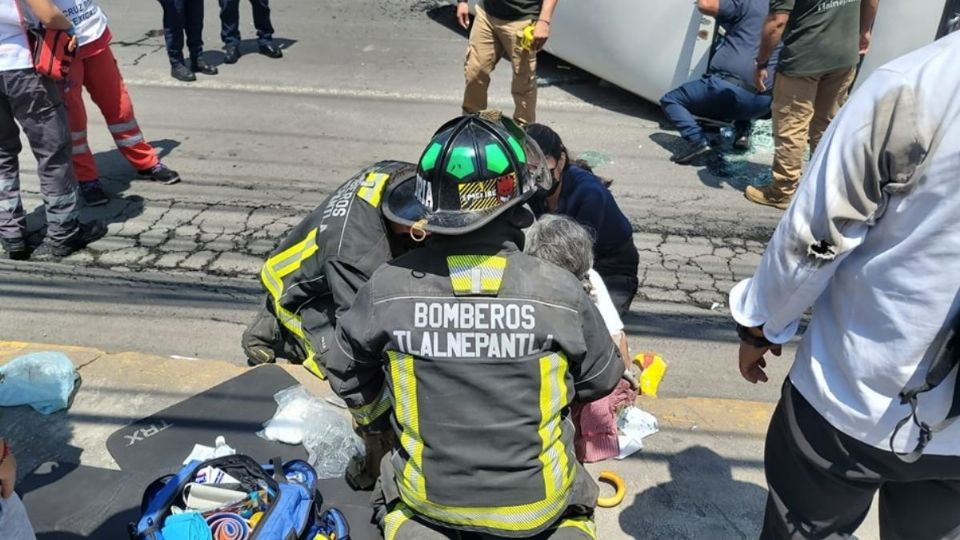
157, 0, 218, 82
457, 0, 558, 125
745, 0, 878, 209
0, 0, 105, 260
219, 0, 282, 63
56, 0, 181, 207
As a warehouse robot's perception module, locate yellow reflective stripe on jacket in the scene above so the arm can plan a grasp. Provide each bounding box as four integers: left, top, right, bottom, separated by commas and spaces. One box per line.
539, 352, 572, 500
348, 384, 392, 426
260, 228, 322, 377
394, 352, 573, 533
390, 350, 427, 498
555, 516, 597, 539
447, 255, 507, 296
356, 172, 391, 208
384, 501, 416, 540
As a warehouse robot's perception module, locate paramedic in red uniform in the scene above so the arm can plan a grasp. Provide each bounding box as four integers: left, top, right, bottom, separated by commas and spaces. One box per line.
54, 0, 181, 207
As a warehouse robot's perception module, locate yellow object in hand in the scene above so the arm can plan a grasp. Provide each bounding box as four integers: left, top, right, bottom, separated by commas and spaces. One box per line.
520, 23, 536, 51
634, 352, 667, 397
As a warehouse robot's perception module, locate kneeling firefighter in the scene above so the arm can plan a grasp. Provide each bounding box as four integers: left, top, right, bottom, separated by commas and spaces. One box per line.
242, 160, 421, 487
326, 116, 625, 539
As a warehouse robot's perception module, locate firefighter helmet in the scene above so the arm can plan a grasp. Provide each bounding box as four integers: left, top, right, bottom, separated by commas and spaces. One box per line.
382, 115, 552, 235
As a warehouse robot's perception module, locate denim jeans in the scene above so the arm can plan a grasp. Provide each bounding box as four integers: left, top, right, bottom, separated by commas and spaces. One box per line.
219, 0, 274, 46
660, 73, 773, 144
157, 0, 205, 64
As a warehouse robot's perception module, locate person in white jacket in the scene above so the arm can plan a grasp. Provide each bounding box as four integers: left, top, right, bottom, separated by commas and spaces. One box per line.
53, 0, 181, 207
730, 30, 960, 538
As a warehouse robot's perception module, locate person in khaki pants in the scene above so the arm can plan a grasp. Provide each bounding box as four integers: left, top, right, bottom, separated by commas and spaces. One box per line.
746, 0, 878, 210
456, 0, 558, 125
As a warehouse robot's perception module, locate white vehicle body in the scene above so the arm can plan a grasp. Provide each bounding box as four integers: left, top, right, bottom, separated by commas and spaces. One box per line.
469, 0, 959, 103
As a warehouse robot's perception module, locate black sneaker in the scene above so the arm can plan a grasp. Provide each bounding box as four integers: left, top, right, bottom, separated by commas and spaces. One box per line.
0, 237, 28, 260
171, 62, 196, 82
32, 221, 107, 259
138, 162, 181, 185
223, 44, 241, 64
258, 41, 283, 59
733, 133, 751, 152
190, 56, 219, 75
671, 139, 712, 165
79, 180, 109, 207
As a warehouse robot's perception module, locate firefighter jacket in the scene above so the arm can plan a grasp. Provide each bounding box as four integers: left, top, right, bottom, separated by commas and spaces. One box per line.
260, 161, 416, 372
326, 218, 625, 538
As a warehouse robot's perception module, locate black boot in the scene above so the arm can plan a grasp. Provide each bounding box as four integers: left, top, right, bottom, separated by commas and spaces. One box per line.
258, 41, 283, 59
191, 56, 218, 75
171, 62, 196, 82
223, 44, 241, 64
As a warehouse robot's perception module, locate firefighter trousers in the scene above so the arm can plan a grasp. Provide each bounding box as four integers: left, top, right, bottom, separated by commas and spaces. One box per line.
62, 45, 159, 183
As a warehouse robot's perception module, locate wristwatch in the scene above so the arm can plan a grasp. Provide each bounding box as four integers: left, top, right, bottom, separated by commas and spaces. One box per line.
737, 323, 773, 348
754, 57, 767, 70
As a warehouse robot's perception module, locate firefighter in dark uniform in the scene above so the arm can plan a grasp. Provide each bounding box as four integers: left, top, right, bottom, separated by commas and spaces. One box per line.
326, 116, 625, 540
241, 160, 419, 379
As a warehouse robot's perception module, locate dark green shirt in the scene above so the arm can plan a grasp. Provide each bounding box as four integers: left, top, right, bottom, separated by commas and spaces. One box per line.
771, 0, 861, 76
479, 0, 543, 21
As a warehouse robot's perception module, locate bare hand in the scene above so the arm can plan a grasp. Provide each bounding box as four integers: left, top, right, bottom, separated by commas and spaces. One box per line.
456, 2, 470, 29
0, 447, 16, 499
859, 31, 872, 55
738, 341, 781, 384
754, 67, 768, 93
532, 20, 550, 52
67, 35, 77, 53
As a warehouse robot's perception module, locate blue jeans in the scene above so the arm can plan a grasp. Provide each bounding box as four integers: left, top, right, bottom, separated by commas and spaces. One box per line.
157, 0, 205, 65
660, 73, 773, 145
219, 0, 274, 46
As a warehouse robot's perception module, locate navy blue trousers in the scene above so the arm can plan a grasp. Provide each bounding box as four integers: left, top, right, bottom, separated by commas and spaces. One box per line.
157, 0, 205, 65
660, 73, 772, 144
219, 0, 274, 46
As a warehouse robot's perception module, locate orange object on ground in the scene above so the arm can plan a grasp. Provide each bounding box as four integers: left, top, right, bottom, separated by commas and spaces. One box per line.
62, 36, 159, 183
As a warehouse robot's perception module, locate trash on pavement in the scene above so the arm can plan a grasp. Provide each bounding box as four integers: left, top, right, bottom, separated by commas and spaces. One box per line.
258, 385, 364, 479
634, 352, 668, 397
0, 351, 78, 414
616, 405, 660, 459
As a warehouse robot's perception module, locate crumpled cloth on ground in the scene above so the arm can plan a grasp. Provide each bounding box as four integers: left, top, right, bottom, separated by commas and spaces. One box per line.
572, 378, 637, 462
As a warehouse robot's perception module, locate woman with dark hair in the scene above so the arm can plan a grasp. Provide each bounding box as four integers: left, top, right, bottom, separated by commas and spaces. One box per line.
526, 123, 639, 315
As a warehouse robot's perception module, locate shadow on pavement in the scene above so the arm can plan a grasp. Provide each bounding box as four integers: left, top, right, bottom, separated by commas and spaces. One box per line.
620, 446, 767, 539
424, 4, 662, 122
203, 37, 299, 67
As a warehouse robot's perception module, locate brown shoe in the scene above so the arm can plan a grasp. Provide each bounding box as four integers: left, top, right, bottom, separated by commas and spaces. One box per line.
744, 185, 791, 210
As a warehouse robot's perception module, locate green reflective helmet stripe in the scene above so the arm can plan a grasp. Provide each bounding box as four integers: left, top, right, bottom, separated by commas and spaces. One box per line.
507, 136, 526, 164
484, 143, 510, 174
420, 142, 443, 171
445, 146, 476, 180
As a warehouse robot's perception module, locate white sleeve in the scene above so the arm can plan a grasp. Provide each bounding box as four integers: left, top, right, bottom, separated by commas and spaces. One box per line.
588, 269, 624, 334
729, 68, 927, 343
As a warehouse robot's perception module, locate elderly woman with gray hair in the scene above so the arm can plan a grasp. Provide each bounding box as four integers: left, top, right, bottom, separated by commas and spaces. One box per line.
526, 214, 639, 462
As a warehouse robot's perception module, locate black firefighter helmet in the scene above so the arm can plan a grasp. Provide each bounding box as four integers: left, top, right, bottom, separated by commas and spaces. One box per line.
382, 115, 553, 235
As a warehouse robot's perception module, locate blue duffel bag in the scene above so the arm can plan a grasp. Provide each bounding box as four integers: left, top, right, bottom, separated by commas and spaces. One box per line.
129, 454, 319, 540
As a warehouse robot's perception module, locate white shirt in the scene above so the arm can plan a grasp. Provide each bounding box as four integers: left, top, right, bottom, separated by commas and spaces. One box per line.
53, 0, 106, 46
588, 269, 624, 335
730, 32, 960, 456
0, 0, 32, 71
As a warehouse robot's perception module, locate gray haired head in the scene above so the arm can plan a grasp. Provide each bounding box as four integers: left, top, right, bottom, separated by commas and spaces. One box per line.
525, 214, 594, 280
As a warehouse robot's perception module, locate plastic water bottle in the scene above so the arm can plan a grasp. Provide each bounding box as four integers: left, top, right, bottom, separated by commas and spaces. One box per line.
719, 126, 735, 151
213, 436, 236, 457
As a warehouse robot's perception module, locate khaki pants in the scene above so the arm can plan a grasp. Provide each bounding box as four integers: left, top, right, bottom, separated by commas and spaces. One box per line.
462, 5, 537, 125
770, 67, 856, 196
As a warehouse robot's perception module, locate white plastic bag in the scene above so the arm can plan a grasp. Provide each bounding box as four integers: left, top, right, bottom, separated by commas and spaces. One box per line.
258, 385, 363, 479
0, 352, 78, 414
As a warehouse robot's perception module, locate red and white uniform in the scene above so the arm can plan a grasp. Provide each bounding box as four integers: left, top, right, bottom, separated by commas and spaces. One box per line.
55, 0, 159, 182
